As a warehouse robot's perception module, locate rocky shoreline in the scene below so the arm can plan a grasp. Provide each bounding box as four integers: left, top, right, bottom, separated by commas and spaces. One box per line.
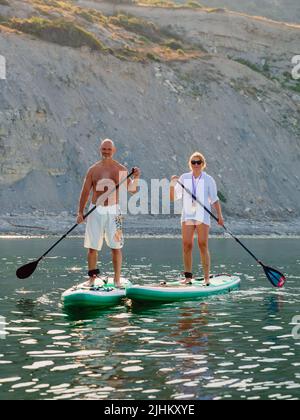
0, 213, 300, 237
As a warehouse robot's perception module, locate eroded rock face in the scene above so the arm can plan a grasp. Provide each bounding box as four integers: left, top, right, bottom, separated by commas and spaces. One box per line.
172, 0, 300, 24
0, 1, 299, 221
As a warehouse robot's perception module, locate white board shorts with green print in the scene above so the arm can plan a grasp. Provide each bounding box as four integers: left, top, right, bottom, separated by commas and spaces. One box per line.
84, 204, 124, 251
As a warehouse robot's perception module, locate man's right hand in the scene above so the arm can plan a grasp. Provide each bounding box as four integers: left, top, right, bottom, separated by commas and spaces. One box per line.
77, 213, 85, 224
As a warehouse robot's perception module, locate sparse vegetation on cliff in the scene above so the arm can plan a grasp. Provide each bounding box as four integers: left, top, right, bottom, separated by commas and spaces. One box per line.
109, 14, 162, 43
7, 17, 107, 50
0, 0, 200, 62
136, 0, 203, 8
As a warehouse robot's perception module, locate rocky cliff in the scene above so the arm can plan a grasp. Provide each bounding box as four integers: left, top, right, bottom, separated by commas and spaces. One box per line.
173, 0, 300, 24
0, 0, 299, 234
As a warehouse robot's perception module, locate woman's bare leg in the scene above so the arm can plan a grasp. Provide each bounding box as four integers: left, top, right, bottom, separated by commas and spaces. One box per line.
196, 223, 211, 285
182, 222, 196, 283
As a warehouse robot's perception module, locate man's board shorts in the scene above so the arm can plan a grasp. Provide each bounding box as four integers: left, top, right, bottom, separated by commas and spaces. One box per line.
84, 204, 124, 251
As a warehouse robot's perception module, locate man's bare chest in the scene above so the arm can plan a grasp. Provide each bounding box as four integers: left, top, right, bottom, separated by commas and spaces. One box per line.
91, 168, 119, 187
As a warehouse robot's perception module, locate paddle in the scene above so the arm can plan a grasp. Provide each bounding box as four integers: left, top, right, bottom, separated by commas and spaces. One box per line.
177, 180, 286, 288
16, 169, 135, 279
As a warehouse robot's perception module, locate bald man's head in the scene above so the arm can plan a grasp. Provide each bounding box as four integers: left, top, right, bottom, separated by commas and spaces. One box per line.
100, 139, 116, 160
101, 139, 115, 148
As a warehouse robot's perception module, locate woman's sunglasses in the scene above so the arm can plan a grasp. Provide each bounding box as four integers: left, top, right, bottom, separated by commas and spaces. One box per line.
191, 160, 203, 166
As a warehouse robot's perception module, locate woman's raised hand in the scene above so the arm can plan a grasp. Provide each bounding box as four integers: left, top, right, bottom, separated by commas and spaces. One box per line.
170, 175, 180, 187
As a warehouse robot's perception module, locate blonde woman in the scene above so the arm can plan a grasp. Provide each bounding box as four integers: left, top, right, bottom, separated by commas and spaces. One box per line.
170, 152, 224, 286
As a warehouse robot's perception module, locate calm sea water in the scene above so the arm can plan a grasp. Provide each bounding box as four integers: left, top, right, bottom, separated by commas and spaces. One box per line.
0, 237, 299, 400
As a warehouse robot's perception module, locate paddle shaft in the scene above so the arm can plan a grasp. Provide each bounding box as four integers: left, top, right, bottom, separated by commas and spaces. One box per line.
177, 181, 263, 266
38, 170, 135, 261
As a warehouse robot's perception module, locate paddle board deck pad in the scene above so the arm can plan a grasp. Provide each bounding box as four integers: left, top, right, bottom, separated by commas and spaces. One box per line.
126, 275, 241, 303
62, 277, 131, 308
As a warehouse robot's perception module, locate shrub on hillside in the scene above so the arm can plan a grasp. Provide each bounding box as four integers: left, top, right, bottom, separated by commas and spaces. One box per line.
109, 14, 161, 42
164, 39, 184, 50
9, 17, 106, 51
110, 0, 135, 4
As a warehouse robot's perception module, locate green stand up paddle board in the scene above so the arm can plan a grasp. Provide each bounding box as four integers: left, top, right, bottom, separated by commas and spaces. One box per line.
126, 274, 241, 303
62, 277, 131, 308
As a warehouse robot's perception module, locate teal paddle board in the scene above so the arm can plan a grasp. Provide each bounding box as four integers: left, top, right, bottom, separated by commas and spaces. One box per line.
126, 275, 241, 303
62, 277, 131, 308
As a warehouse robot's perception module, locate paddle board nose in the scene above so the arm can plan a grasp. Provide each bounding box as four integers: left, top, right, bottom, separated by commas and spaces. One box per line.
62, 277, 131, 309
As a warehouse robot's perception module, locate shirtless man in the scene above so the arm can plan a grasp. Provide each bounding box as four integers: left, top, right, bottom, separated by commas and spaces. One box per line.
77, 139, 140, 288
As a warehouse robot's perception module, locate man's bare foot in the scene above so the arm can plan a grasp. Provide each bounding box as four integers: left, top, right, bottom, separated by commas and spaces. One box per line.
180, 279, 193, 285
181, 272, 193, 285
83, 278, 96, 288
84, 269, 100, 288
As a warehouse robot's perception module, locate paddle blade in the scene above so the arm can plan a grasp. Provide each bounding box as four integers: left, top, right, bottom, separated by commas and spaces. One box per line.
263, 266, 286, 288
16, 260, 40, 279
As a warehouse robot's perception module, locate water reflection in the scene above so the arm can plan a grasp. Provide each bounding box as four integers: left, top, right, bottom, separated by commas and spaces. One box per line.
63, 306, 122, 322
15, 298, 37, 316
264, 295, 285, 315
0, 237, 299, 400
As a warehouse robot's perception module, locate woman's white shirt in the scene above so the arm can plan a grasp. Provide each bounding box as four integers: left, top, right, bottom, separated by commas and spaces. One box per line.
174, 171, 219, 226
